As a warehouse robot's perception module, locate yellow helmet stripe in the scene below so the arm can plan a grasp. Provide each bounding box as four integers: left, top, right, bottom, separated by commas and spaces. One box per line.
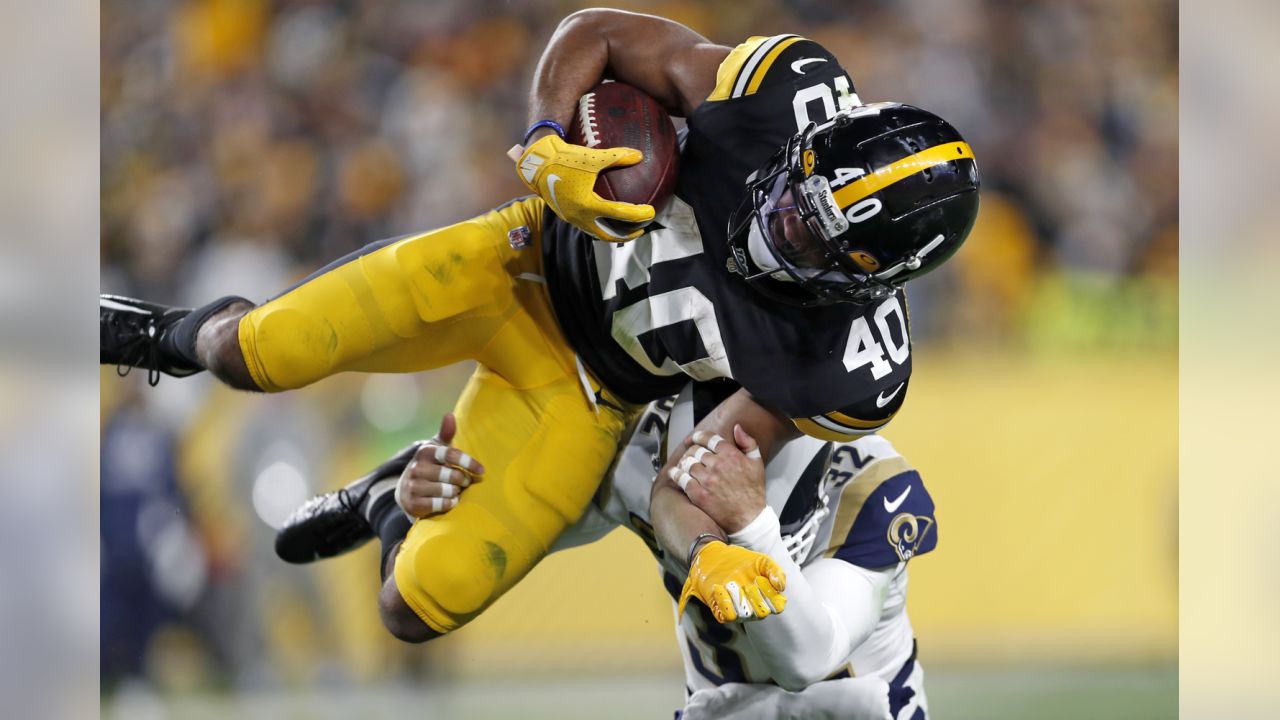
744, 36, 805, 96
826, 409, 895, 429
792, 417, 863, 442
832, 141, 974, 210
793, 411, 893, 441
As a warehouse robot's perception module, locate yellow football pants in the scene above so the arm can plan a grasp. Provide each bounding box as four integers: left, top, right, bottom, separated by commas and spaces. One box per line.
237, 197, 637, 633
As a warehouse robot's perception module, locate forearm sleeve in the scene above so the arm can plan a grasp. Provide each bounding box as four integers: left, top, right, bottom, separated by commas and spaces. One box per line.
730, 507, 891, 690
682, 677, 891, 720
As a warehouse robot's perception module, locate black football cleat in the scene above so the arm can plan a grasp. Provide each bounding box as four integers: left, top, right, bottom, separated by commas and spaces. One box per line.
275, 441, 424, 564
100, 294, 202, 386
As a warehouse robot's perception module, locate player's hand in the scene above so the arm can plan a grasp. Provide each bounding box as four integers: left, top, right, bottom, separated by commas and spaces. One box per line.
678, 540, 786, 624
516, 134, 655, 241
395, 413, 485, 518
668, 425, 766, 533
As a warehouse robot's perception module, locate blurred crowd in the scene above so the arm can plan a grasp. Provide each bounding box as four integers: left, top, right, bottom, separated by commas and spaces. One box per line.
99, 0, 1178, 694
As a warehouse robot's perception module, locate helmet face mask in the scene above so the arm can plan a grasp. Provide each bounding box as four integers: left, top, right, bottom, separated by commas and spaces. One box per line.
781, 490, 831, 564
777, 442, 836, 564
727, 102, 981, 307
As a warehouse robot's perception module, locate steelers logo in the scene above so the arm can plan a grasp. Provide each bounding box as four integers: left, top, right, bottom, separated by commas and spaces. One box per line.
848, 250, 880, 272
802, 149, 816, 177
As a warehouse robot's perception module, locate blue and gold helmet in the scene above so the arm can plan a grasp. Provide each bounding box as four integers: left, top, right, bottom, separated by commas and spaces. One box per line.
727, 102, 980, 306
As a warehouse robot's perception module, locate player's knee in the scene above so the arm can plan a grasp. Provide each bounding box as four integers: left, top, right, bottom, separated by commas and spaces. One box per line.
196, 303, 259, 390
397, 530, 508, 634
237, 305, 346, 391
378, 587, 440, 644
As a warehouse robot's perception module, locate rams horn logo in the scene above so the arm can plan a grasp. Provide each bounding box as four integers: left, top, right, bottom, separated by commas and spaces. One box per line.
887, 512, 934, 562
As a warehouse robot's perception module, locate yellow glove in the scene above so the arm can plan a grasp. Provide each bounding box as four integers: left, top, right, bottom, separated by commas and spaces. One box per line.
516, 134, 656, 241
678, 541, 787, 623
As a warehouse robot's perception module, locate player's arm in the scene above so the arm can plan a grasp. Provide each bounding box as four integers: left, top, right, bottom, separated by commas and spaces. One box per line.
733, 508, 895, 691
650, 389, 800, 621
528, 8, 728, 127
683, 675, 892, 720
650, 388, 798, 562
516, 10, 729, 241
670, 423, 894, 689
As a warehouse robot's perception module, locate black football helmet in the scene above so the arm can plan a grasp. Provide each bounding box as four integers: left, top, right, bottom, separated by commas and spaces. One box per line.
727, 102, 980, 306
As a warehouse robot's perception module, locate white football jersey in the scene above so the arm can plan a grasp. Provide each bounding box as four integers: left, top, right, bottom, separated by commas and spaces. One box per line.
555, 386, 937, 715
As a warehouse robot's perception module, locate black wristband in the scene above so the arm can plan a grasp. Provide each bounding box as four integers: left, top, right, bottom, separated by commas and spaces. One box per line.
687, 532, 726, 568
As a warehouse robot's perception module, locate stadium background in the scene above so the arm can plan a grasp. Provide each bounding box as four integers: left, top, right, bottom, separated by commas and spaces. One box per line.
99, 0, 1176, 717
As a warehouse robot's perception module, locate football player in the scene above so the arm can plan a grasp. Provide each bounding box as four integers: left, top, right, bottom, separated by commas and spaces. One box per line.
101, 9, 977, 642
288, 385, 936, 719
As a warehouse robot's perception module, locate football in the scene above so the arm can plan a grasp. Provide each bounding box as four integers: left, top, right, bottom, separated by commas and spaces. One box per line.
567, 81, 679, 213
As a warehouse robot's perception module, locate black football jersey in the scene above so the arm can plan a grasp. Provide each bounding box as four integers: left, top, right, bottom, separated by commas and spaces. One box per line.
543, 35, 913, 440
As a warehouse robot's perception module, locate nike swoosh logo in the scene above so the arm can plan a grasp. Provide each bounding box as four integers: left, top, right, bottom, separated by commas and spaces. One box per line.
876, 383, 905, 408
546, 173, 563, 215
883, 485, 912, 513
791, 57, 827, 73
